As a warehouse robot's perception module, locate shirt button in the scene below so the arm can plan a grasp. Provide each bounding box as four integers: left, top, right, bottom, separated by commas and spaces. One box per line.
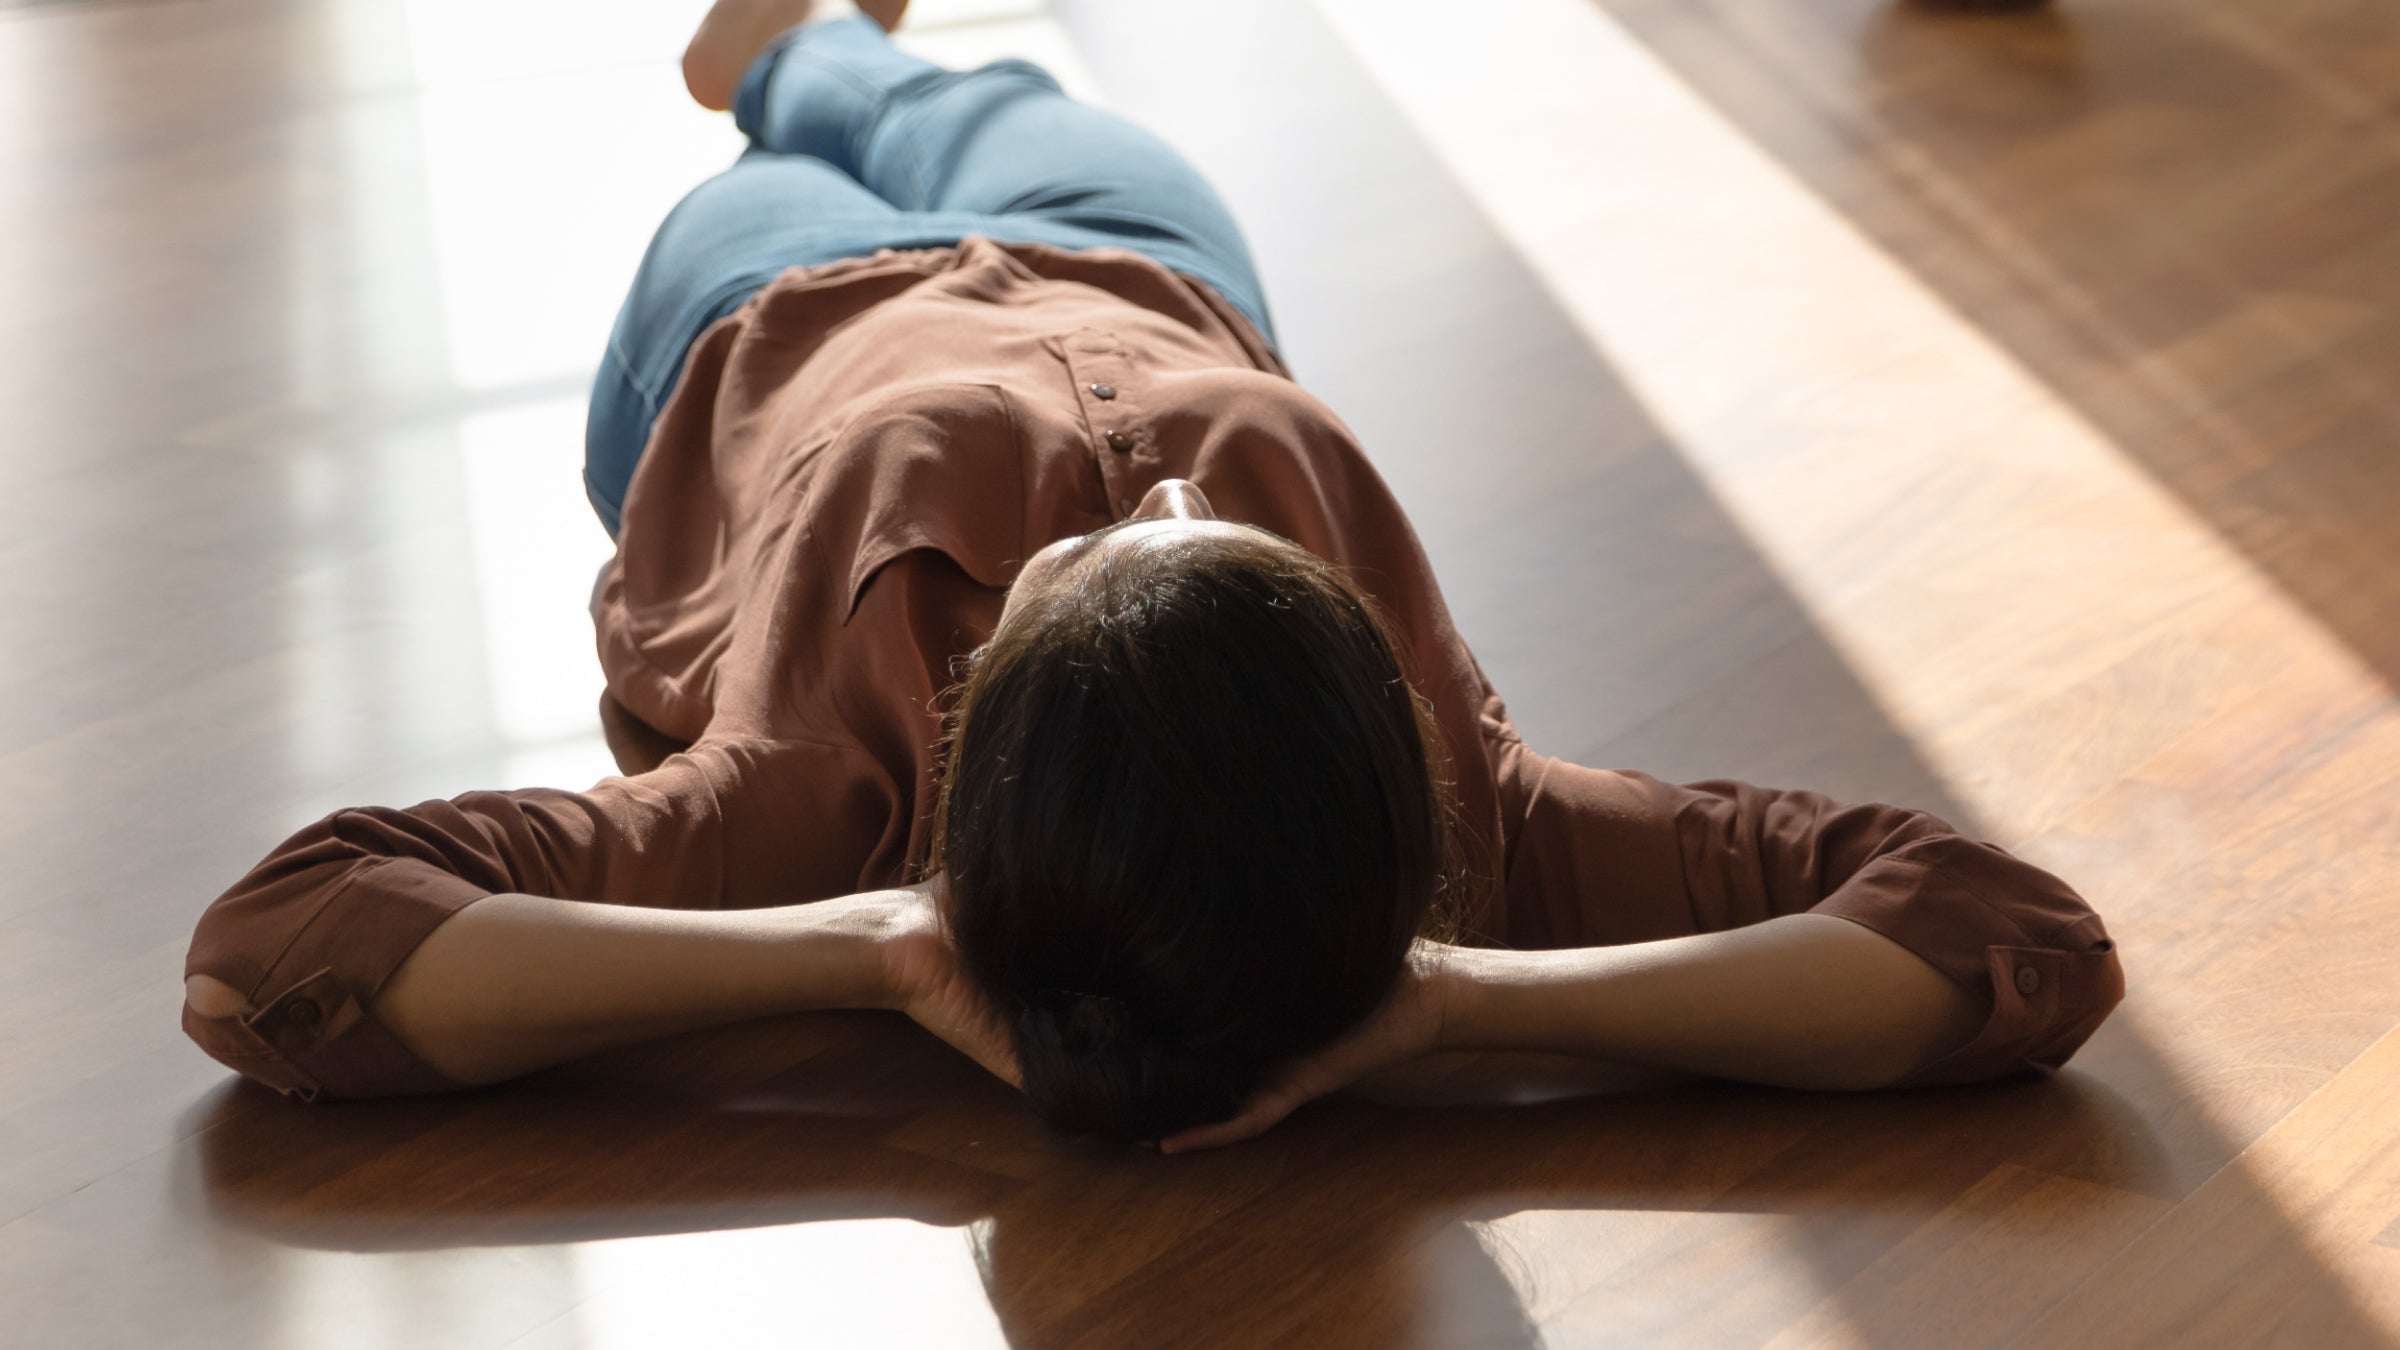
284, 998, 323, 1033
1105, 429, 1133, 452
1090, 382, 1118, 401
2014, 965, 2042, 997
1118, 497, 1137, 514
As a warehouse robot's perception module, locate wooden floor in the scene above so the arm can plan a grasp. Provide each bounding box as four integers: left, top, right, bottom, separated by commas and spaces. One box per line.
3, 0, 2396, 1343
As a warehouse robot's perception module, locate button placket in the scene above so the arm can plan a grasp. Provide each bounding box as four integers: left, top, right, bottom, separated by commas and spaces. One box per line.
1062, 333, 1148, 516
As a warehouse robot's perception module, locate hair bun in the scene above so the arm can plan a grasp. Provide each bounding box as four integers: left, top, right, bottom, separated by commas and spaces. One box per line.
1015, 988, 1244, 1141
1027, 986, 1139, 1050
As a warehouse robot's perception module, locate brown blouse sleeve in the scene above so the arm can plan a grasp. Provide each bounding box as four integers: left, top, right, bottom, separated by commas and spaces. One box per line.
181, 736, 898, 1101
1493, 739, 2124, 1086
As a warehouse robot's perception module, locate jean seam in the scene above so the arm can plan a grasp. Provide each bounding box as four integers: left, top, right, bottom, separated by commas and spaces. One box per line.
606, 329, 667, 409
871, 71, 951, 207
782, 48, 944, 205
777, 45, 892, 110
898, 98, 934, 207
883, 61, 1059, 210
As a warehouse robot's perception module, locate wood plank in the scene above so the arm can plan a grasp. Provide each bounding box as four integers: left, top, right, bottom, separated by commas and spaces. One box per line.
2019, 1026, 2400, 1347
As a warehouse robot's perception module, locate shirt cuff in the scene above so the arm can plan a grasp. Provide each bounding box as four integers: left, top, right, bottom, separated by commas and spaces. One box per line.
1812, 840, 2124, 1084
184, 856, 487, 1100
1891, 931, 2124, 1086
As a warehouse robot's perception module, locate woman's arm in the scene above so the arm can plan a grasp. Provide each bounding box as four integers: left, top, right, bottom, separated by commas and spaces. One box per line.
330, 889, 893, 1086
1494, 756, 2124, 1088
187, 880, 1016, 1089
1163, 754, 2125, 1153
181, 738, 917, 1099
189, 891, 891, 1086
1159, 917, 1980, 1152
1442, 913, 1984, 1090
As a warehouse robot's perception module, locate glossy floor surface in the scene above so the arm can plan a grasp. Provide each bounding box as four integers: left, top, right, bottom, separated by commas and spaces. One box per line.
4, 0, 2398, 1345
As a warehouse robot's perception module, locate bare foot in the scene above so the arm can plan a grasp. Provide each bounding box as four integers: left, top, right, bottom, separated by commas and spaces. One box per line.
682, 0, 912, 112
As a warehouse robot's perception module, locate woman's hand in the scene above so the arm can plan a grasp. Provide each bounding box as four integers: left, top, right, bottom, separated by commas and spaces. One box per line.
876, 876, 1022, 1088
1158, 941, 1468, 1153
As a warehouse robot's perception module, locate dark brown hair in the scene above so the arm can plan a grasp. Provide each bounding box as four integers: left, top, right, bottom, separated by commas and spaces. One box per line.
930, 523, 1460, 1142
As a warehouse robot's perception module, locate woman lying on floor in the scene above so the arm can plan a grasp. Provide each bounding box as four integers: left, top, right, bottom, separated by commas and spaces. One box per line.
181, 0, 2124, 1150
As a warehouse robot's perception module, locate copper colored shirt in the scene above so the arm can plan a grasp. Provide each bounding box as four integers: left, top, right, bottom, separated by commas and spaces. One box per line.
182, 238, 2124, 1101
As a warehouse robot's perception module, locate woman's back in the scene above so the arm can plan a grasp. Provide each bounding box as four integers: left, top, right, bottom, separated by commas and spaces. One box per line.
596, 235, 1509, 899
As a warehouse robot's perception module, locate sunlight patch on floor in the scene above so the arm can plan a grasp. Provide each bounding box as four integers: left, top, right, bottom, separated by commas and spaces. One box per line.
1307, 0, 2393, 846
385, 0, 1101, 790
1310, 0, 2400, 1338
548, 1220, 1008, 1349
454, 398, 620, 789
390, 0, 738, 393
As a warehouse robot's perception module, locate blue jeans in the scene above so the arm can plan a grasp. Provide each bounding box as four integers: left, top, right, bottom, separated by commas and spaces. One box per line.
584, 14, 1277, 537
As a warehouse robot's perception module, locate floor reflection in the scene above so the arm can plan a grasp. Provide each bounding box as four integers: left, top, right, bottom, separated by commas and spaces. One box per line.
188, 1014, 2169, 1346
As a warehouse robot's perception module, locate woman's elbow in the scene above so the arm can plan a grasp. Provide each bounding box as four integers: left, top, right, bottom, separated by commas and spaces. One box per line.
185, 974, 252, 1019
